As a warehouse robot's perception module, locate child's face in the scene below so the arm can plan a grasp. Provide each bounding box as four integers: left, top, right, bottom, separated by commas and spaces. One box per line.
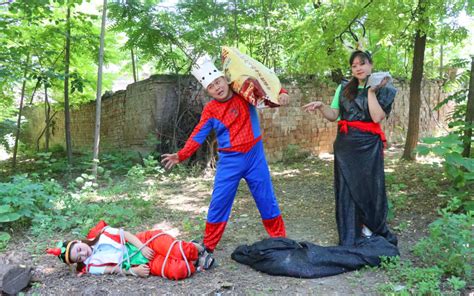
206, 76, 232, 101
70, 242, 92, 263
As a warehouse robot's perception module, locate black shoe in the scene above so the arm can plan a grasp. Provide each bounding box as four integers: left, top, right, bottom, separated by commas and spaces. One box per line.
198, 250, 215, 271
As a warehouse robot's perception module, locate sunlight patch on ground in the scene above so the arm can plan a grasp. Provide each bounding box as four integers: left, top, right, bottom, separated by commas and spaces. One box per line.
162, 193, 207, 213
318, 153, 334, 161
152, 221, 181, 237
272, 169, 301, 177
0, 146, 10, 161
416, 154, 443, 165
160, 182, 210, 213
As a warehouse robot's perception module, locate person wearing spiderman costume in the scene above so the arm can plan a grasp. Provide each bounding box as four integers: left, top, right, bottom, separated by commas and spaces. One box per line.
46, 221, 211, 280
303, 50, 398, 247
161, 55, 289, 261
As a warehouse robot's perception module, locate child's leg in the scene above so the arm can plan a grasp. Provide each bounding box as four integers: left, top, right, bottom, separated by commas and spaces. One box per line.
244, 141, 286, 237
136, 230, 199, 260
203, 152, 243, 252
148, 255, 196, 280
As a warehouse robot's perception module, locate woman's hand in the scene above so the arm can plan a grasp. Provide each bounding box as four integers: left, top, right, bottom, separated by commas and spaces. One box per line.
278, 93, 290, 106
161, 153, 179, 170
131, 264, 150, 278
140, 246, 155, 260
303, 101, 324, 112
369, 77, 389, 93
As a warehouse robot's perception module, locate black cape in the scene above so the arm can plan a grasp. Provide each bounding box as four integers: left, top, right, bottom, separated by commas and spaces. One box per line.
231, 236, 399, 278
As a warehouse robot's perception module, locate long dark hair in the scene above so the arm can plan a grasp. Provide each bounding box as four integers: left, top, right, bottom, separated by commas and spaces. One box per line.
342, 51, 373, 100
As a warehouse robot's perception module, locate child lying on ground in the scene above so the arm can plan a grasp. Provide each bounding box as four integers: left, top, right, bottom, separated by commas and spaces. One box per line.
47, 221, 214, 280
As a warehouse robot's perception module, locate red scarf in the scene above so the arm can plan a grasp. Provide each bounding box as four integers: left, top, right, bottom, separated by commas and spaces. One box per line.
338, 120, 387, 148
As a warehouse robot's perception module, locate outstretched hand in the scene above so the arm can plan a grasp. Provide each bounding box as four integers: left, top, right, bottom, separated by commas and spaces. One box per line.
303, 101, 324, 112
161, 153, 179, 170
369, 77, 389, 92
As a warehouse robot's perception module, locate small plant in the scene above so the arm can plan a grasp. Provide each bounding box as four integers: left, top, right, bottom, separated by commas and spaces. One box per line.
413, 209, 473, 282
282, 144, 310, 164
447, 276, 466, 291
378, 256, 443, 295
0, 175, 62, 246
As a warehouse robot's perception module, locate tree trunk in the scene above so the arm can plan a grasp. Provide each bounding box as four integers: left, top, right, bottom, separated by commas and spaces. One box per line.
462, 56, 474, 157
12, 55, 30, 170
44, 83, 51, 151
92, 0, 107, 177
402, 29, 426, 160
64, 5, 73, 164
131, 47, 137, 82
439, 44, 443, 79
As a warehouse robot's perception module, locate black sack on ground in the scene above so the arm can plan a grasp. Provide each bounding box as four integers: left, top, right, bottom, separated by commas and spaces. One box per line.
231, 236, 399, 278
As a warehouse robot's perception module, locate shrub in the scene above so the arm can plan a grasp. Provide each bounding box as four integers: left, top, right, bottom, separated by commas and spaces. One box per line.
0, 175, 62, 244
413, 209, 473, 282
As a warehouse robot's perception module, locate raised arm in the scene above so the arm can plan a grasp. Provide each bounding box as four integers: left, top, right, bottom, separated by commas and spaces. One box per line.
161, 106, 213, 169
367, 77, 390, 123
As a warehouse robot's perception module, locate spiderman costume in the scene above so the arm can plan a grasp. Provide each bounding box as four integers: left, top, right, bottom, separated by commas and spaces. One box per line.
177, 92, 287, 252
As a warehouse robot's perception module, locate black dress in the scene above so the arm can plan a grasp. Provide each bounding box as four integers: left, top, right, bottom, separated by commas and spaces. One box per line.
334, 81, 398, 246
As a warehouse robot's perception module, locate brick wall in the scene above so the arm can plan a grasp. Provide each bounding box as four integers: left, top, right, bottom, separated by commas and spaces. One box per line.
22, 75, 449, 162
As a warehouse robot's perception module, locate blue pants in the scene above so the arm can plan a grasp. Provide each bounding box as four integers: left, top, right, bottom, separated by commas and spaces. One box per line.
203, 141, 285, 251
208, 141, 281, 222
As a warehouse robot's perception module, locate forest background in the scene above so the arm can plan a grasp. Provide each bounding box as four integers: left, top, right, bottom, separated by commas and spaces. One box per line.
0, 0, 472, 294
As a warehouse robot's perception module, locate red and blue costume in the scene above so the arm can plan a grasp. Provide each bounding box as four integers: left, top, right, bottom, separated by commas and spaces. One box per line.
177, 92, 287, 252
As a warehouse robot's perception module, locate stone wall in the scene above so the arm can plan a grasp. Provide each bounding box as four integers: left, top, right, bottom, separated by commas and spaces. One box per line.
22, 75, 449, 162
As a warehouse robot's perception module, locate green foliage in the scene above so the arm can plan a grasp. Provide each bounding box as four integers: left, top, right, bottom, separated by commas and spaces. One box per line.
0, 175, 62, 244
380, 209, 473, 294
447, 276, 467, 291
281, 144, 310, 164
0, 118, 16, 151
413, 209, 473, 282
182, 216, 205, 236
31, 194, 155, 237
418, 134, 473, 188
378, 256, 443, 295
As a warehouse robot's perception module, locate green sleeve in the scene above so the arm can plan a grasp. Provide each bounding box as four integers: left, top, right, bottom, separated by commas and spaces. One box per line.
330, 84, 341, 109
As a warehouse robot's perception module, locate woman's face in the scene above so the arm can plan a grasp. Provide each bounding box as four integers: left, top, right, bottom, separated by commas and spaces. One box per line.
351, 56, 373, 82
70, 242, 92, 263
207, 76, 232, 102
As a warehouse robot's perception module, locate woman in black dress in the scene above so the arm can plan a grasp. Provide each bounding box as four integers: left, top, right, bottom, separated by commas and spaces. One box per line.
303, 50, 398, 246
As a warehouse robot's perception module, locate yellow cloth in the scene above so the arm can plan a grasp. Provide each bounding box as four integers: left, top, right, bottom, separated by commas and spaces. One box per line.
221, 46, 281, 108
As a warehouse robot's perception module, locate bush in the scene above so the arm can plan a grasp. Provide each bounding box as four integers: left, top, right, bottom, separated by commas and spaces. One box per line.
282, 144, 310, 164
378, 256, 444, 295
0, 175, 62, 245
413, 209, 473, 282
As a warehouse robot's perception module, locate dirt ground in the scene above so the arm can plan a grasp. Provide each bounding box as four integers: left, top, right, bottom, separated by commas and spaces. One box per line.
1, 147, 446, 295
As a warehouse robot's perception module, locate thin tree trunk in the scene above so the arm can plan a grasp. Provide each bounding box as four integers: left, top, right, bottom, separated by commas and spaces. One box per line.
402, 29, 427, 160
462, 56, 474, 157
439, 44, 443, 79
131, 47, 137, 82
64, 5, 73, 164
44, 83, 51, 151
233, 0, 239, 47
12, 55, 30, 170
92, 0, 107, 177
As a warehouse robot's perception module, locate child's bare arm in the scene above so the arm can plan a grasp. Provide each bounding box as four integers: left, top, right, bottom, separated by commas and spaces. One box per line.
123, 231, 155, 260
103, 265, 150, 277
